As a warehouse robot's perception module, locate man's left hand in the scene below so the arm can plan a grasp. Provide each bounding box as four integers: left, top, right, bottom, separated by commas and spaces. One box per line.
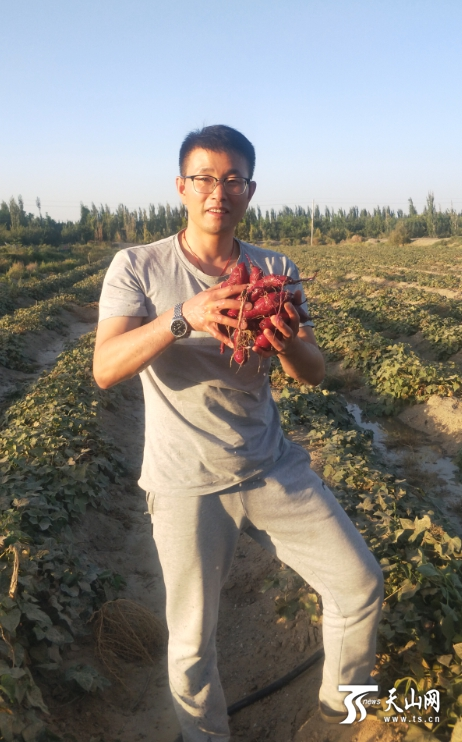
251, 291, 301, 358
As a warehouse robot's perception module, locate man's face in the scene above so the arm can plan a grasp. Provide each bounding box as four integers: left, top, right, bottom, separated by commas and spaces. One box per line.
176, 148, 256, 237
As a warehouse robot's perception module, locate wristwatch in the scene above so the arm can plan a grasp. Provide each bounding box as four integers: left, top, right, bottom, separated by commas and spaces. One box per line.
170, 302, 190, 339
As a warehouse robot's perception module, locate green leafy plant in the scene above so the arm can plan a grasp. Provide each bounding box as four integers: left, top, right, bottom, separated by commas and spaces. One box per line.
272, 378, 462, 738
0, 270, 107, 371
0, 334, 124, 740
0, 256, 111, 321
63, 665, 110, 693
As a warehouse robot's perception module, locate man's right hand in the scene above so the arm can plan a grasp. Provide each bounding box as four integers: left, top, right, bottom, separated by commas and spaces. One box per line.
182, 283, 249, 347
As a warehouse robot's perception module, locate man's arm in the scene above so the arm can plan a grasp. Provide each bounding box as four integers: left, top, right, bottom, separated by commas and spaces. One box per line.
93, 312, 174, 389
93, 283, 250, 389
278, 326, 325, 387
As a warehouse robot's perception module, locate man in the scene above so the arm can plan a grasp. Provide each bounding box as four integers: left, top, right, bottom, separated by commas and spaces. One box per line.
93, 125, 383, 741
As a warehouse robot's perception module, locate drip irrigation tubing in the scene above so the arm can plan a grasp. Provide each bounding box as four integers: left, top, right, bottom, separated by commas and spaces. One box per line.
227, 647, 324, 715
173, 647, 324, 741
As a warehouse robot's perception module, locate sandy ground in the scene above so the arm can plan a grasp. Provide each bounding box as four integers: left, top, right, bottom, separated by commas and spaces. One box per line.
398, 395, 462, 456
358, 275, 462, 300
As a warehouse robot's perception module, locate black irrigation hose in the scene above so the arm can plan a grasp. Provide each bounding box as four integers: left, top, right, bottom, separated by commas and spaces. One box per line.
173, 648, 324, 741
227, 647, 324, 716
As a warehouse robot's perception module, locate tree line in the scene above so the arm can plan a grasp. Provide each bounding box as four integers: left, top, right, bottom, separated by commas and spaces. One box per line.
0, 192, 460, 247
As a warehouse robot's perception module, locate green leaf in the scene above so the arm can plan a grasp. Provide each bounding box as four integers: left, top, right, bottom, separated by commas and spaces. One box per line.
43, 627, 67, 644
25, 683, 48, 714
399, 518, 415, 530
259, 576, 279, 594
275, 597, 300, 621
417, 563, 439, 578
397, 579, 419, 601
0, 609, 21, 633
64, 665, 110, 693
0, 714, 14, 742
0, 674, 16, 704
443, 614, 456, 642
21, 604, 52, 627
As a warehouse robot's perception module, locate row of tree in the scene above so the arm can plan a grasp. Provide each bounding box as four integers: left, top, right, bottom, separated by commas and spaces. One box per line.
0, 193, 460, 246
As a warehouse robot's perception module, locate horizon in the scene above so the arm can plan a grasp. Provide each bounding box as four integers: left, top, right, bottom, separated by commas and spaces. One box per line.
2, 194, 460, 226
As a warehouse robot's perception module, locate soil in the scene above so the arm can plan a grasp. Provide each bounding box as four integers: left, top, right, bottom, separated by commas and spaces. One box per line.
27, 304, 99, 368
410, 238, 445, 247
394, 332, 440, 363
327, 358, 462, 534
450, 347, 462, 368
358, 275, 462, 301
397, 395, 462, 456
371, 264, 462, 278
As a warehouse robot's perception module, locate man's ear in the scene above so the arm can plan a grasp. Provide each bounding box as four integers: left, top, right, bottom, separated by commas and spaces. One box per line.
176, 176, 187, 203
248, 181, 257, 203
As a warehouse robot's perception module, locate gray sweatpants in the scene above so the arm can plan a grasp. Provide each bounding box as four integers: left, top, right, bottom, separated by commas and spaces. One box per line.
150, 443, 383, 742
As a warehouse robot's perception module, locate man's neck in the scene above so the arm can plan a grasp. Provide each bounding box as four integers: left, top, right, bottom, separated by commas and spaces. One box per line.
183, 224, 235, 261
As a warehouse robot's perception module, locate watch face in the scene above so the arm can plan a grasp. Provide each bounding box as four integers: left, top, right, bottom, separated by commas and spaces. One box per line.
171, 318, 188, 338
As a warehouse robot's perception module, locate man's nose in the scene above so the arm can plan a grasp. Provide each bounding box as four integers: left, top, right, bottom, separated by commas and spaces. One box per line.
212, 180, 227, 198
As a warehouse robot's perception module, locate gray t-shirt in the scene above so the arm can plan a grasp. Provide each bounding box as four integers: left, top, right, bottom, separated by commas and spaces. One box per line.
98, 234, 313, 497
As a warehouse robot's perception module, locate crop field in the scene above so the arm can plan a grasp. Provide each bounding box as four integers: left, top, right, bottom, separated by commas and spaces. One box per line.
279, 236, 462, 740
1, 236, 462, 742
0, 242, 125, 742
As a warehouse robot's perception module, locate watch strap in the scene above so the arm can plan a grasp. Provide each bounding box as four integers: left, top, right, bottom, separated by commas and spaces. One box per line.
170, 302, 190, 338
173, 302, 183, 321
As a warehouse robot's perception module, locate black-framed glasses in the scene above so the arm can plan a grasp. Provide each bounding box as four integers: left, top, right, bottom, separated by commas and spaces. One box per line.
182, 175, 250, 195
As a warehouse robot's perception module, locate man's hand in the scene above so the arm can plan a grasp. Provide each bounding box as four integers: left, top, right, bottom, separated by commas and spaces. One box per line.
183, 283, 249, 349
250, 299, 301, 358
249, 290, 325, 386
250, 289, 303, 358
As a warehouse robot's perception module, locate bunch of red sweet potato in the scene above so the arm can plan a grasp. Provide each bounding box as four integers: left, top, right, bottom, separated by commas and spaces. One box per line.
219, 260, 316, 365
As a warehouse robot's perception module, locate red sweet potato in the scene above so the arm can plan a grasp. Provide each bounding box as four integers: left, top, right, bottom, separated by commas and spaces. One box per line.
254, 333, 272, 350
251, 271, 317, 290
220, 265, 317, 366
249, 264, 264, 284
221, 261, 250, 287
243, 291, 291, 319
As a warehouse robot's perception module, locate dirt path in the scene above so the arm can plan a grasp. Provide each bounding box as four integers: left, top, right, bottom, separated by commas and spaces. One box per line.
0, 302, 99, 411
359, 274, 462, 300
370, 264, 462, 277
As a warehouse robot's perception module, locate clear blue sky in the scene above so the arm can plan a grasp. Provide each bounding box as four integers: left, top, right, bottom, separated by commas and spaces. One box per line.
2, 0, 461, 221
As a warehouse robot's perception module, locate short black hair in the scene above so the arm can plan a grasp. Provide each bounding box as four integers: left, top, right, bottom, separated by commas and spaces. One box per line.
179, 125, 256, 178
